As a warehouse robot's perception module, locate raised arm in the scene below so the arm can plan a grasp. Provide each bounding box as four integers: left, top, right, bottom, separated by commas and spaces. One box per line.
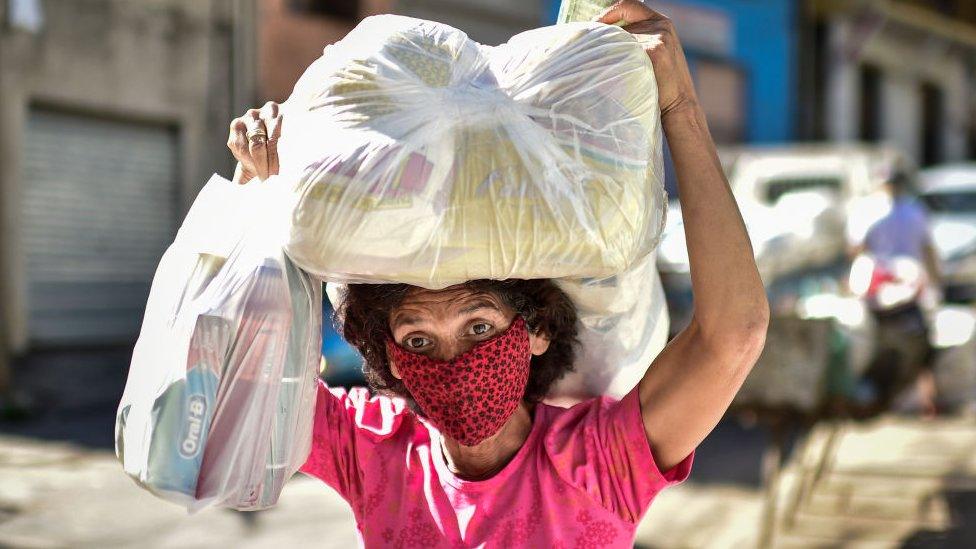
598, 1, 769, 471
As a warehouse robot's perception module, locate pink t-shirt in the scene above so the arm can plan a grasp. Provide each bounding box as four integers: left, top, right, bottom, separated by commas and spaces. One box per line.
300, 380, 693, 548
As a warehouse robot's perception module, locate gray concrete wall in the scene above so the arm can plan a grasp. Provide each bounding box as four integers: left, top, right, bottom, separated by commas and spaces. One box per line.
0, 0, 254, 365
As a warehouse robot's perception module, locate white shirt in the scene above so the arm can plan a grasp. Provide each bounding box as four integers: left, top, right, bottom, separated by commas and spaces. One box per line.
864, 197, 932, 262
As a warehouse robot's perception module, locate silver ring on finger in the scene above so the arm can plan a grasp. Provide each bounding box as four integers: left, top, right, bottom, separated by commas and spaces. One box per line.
247, 127, 268, 144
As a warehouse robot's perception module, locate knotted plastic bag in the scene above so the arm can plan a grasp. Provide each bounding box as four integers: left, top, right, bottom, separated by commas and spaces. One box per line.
115, 175, 322, 512
278, 14, 667, 287
292, 15, 669, 401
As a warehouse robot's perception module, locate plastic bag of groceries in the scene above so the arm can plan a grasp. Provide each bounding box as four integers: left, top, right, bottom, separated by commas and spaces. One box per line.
115, 175, 322, 512
277, 14, 667, 287
280, 15, 669, 401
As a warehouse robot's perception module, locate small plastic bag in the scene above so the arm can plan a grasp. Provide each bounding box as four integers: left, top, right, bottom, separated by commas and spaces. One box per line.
115, 175, 322, 512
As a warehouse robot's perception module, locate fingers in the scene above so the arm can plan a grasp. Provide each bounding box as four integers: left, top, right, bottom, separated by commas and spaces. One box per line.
245, 109, 270, 180
622, 18, 673, 42
226, 102, 283, 184
595, 0, 666, 25
261, 101, 281, 140
621, 19, 667, 33
261, 101, 283, 176
232, 161, 250, 186
228, 116, 256, 183
612, 11, 675, 60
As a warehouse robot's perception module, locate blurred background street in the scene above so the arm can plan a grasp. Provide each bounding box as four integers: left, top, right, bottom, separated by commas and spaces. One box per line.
2, 0, 976, 547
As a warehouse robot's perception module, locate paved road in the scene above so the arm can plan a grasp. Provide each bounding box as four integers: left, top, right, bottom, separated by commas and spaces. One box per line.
0, 434, 360, 548
768, 417, 976, 548
0, 433, 761, 548
5, 352, 976, 548
0, 348, 769, 548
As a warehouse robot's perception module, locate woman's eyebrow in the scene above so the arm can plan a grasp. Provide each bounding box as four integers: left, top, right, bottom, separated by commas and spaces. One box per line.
391, 313, 424, 329
458, 300, 500, 315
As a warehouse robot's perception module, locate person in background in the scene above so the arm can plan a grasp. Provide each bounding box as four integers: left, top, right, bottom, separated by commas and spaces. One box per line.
860, 172, 942, 285
853, 171, 942, 415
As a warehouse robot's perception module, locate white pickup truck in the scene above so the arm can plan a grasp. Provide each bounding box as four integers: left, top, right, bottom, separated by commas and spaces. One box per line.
919, 163, 976, 303
658, 144, 910, 333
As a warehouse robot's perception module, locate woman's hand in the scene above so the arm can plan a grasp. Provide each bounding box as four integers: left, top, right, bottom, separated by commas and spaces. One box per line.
595, 1, 698, 119
227, 101, 283, 184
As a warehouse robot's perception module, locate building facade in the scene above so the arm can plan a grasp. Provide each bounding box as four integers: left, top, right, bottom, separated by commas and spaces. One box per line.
0, 0, 258, 390
805, 0, 976, 166
544, 0, 798, 146
542, 0, 976, 167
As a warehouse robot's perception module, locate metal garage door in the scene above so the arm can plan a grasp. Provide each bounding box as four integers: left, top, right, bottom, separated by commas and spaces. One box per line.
22, 109, 179, 345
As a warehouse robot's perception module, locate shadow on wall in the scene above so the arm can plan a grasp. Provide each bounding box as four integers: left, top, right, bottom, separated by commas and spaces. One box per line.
0, 346, 133, 449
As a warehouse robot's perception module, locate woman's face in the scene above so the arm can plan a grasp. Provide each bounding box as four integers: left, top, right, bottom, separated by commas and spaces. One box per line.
387, 286, 551, 373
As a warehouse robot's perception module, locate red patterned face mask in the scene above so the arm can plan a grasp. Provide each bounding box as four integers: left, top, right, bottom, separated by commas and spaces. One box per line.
386, 316, 531, 446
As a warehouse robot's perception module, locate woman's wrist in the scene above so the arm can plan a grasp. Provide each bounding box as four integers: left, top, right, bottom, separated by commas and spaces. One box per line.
661, 96, 702, 125
661, 100, 711, 143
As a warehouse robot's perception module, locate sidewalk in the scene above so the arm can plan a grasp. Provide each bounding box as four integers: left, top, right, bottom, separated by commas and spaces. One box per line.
768, 416, 976, 548
0, 433, 762, 549
0, 434, 360, 548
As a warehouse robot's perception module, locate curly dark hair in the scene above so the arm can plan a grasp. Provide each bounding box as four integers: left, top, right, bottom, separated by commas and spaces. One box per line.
333, 279, 579, 404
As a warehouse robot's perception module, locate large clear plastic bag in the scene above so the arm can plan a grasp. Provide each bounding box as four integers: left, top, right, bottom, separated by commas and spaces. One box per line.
285, 15, 669, 401
115, 175, 322, 512
278, 15, 667, 287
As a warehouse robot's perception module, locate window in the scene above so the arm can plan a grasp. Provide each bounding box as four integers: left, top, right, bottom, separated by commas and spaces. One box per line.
694, 59, 745, 145
930, 0, 957, 16
763, 176, 843, 204
290, 0, 358, 20
969, 106, 976, 160
859, 64, 882, 142
810, 21, 829, 140
922, 190, 976, 213
920, 81, 944, 166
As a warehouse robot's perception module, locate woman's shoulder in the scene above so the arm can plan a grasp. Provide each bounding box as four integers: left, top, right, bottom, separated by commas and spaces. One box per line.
534, 393, 627, 441
538, 393, 625, 421
536, 390, 646, 449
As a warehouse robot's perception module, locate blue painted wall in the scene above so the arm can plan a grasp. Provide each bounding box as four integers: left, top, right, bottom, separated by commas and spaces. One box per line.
544, 0, 798, 143
545, 0, 562, 23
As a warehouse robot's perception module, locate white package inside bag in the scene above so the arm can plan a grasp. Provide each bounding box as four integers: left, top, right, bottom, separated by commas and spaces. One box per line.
116, 175, 322, 512
285, 15, 670, 401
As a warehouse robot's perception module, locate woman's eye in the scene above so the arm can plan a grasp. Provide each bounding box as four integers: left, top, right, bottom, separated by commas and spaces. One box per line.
471, 323, 491, 335
405, 337, 430, 349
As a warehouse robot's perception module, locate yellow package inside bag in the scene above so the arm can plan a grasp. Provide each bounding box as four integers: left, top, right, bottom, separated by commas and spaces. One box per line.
278, 14, 666, 288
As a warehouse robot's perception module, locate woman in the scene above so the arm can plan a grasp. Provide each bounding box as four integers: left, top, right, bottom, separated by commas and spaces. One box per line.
228, 2, 768, 546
